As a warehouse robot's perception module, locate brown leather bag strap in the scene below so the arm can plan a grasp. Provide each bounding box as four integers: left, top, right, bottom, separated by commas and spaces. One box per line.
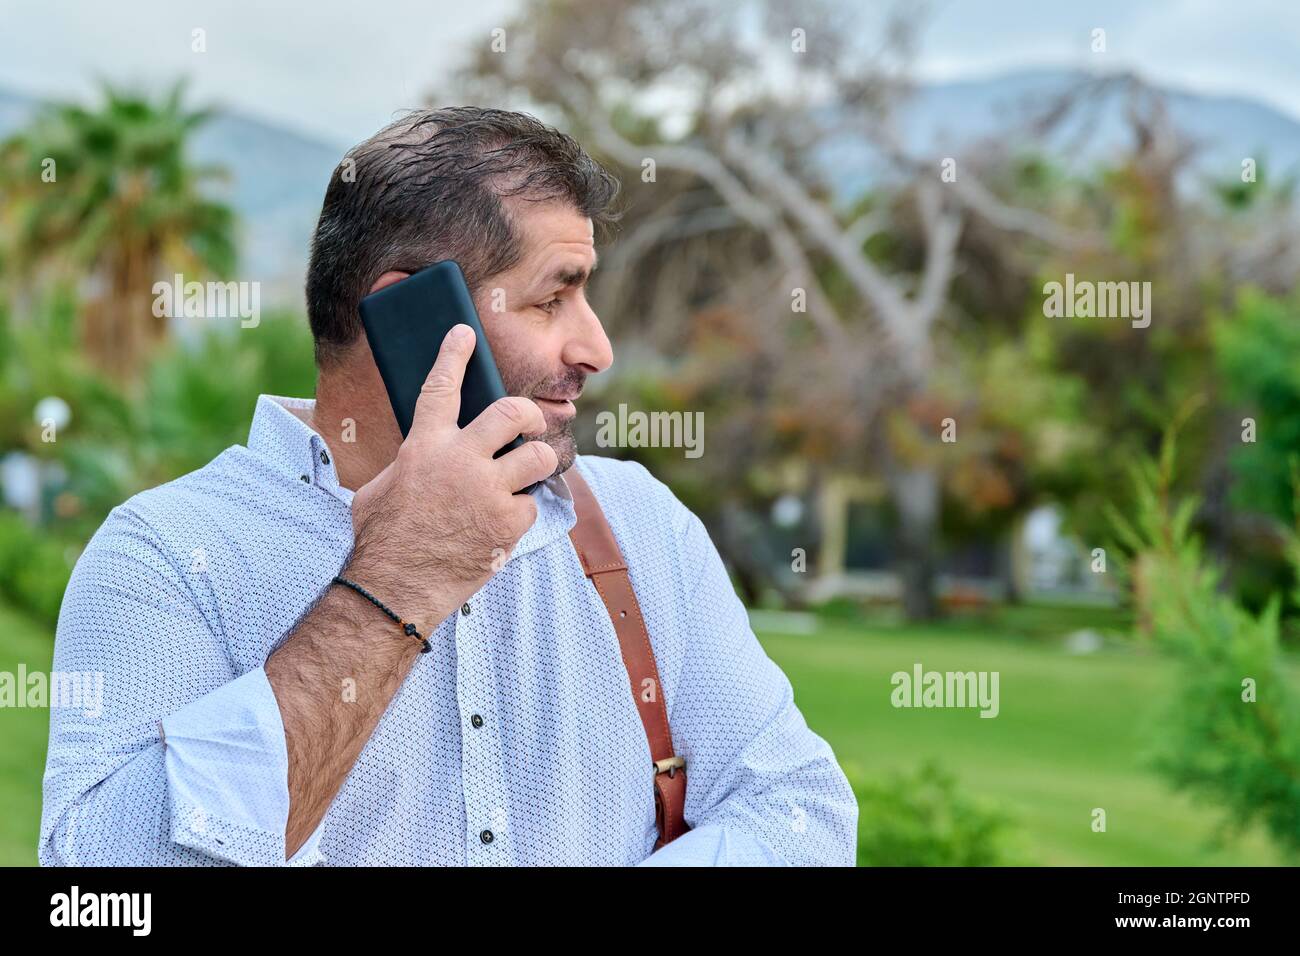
565, 466, 690, 849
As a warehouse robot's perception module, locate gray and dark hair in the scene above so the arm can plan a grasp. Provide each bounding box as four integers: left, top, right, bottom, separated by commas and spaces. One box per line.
305, 106, 621, 367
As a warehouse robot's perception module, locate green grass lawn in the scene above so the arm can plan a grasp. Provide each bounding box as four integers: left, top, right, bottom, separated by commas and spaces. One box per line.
761, 603, 1291, 865
0, 598, 1290, 865
0, 601, 54, 867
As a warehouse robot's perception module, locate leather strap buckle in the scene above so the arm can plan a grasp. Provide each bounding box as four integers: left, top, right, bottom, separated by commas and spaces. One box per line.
654, 755, 686, 777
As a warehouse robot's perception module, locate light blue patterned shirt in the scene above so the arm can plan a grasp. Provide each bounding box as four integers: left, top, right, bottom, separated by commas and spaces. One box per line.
39, 394, 858, 866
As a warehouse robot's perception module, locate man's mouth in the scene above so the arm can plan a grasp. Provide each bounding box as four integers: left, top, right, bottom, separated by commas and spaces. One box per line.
533, 391, 580, 416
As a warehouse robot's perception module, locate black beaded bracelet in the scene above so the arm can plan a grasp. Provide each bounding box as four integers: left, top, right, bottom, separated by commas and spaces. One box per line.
331, 575, 431, 653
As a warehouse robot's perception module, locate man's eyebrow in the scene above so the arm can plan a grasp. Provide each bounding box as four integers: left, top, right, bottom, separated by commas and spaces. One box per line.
541, 256, 597, 290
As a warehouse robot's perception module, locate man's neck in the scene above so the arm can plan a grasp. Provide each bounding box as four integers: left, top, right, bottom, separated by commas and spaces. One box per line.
291, 357, 403, 492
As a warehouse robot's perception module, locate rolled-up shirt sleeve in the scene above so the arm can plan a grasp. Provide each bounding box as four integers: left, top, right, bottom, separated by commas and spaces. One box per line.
639, 504, 859, 867
160, 666, 325, 865
39, 505, 323, 866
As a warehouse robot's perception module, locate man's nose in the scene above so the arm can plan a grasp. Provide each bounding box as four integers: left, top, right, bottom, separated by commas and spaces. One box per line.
563, 296, 614, 374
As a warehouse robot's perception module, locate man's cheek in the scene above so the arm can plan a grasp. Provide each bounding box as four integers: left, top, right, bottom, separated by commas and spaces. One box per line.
500, 364, 544, 400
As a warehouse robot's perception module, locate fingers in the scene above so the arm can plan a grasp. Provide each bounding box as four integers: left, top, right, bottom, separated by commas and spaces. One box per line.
409, 324, 476, 441
509, 492, 539, 535
495, 437, 559, 492
460, 395, 547, 458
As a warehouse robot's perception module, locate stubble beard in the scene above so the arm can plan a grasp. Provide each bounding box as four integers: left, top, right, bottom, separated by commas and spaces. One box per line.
541, 417, 577, 477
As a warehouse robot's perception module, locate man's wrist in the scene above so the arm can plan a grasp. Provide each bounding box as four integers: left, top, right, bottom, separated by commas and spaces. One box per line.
342, 546, 456, 635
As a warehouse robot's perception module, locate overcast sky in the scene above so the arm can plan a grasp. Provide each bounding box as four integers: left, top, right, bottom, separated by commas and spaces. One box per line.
1, 0, 1297, 146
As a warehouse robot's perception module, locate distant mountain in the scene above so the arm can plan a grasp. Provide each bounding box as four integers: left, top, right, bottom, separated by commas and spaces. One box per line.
818, 68, 1300, 203
4, 69, 1299, 300
189, 113, 344, 304
0, 89, 33, 134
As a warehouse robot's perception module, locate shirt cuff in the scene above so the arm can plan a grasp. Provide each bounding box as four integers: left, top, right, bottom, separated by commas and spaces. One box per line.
636, 823, 790, 866
160, 666, 327, 866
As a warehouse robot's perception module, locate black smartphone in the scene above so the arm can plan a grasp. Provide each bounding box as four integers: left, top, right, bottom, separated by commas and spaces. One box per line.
358, 261, 540, 494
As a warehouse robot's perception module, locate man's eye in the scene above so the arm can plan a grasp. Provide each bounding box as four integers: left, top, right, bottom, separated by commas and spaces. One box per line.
538, 297, 563, 314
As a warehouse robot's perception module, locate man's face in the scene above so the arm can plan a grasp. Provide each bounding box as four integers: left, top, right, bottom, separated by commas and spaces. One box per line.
471, 200, 613, 477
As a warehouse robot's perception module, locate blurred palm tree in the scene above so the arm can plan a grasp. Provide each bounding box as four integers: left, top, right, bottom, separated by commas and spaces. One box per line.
0, 81, 236, 382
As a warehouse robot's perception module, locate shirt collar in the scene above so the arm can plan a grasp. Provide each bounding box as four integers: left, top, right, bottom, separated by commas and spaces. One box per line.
246, 394, 577, 561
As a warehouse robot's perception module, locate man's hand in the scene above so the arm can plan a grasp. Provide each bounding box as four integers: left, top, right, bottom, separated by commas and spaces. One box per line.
347, 323, 558, 627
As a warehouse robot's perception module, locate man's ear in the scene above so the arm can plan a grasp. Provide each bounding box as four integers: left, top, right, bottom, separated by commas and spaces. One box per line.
368, 270, 410, 294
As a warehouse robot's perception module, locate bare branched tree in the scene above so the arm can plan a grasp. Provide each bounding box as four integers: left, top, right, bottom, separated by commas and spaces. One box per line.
442, 0, 1099, 617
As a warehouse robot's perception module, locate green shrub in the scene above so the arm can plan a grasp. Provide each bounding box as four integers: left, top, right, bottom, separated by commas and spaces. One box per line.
1109, 416, 1300, 860
814, 595, 866, 621
0, 510, 74, 625
852, 761, 1017, 866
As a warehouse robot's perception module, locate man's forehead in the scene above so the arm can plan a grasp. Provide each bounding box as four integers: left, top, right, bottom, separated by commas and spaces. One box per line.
512, 199, 593, 244
507, 201, 597, 284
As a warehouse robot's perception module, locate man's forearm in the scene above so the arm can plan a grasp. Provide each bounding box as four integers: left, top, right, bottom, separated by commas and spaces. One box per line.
265, 552, 453, 859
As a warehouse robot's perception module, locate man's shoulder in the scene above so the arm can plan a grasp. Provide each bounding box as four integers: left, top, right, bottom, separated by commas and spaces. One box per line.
572, 453, 672, 507
570, 453, 696, 541
94, 444, 277, 553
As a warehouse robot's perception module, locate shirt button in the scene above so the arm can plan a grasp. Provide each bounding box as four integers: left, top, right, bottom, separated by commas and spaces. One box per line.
299, 474, 310, 483
480, 829, 494, 844
471, 714, 484, 728
461, 602, 471, 616
320, 450, 330, 465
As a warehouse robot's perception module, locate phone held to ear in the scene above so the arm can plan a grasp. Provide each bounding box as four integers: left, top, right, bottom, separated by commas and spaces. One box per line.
358, 260, 541, 495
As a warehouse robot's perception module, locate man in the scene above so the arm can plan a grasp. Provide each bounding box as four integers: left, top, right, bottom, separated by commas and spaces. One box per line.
39, 107, 858, 866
